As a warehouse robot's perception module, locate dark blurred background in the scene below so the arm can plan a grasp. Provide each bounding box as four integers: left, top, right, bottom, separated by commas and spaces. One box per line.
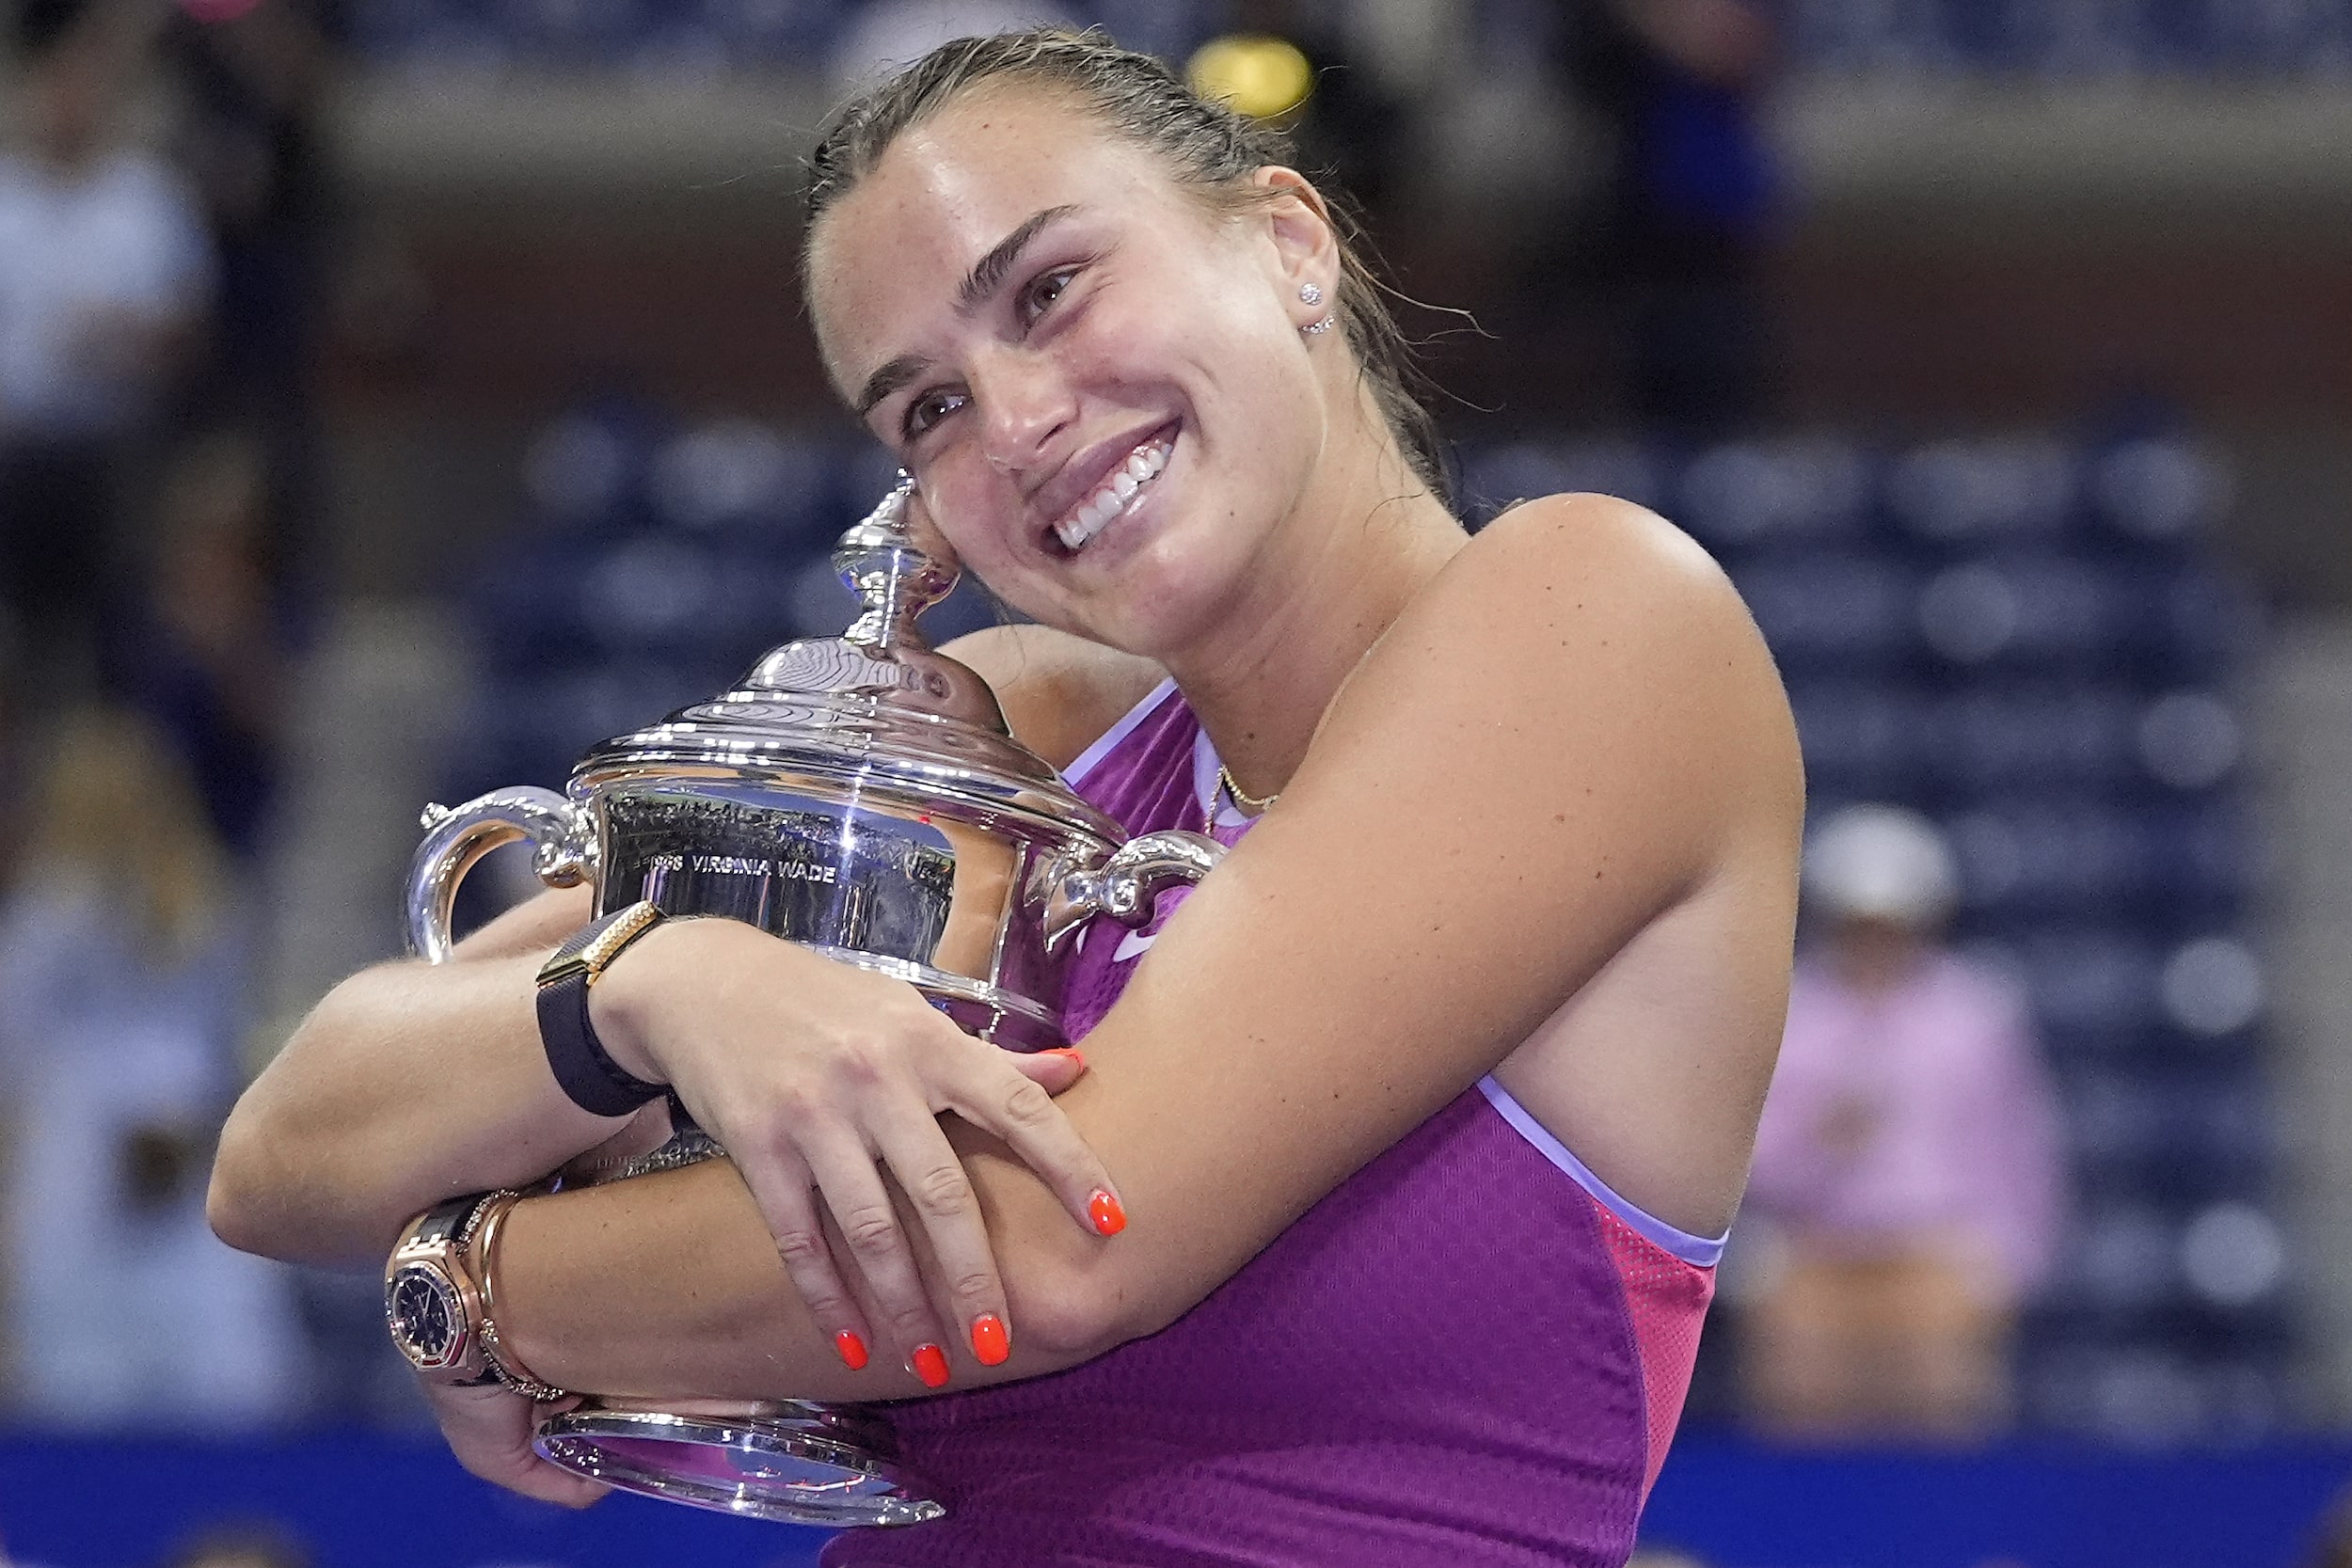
0, 0, 2349, 1563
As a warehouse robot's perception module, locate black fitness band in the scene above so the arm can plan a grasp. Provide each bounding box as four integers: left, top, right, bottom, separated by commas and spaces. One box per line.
535, 902, 671, 1117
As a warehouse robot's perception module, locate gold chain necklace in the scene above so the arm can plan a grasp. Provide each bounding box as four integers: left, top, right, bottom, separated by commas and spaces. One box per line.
1216, 762, 1279, 815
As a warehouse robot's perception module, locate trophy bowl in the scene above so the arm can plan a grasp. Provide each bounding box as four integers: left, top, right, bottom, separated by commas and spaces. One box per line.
402, 483, 1222, 1525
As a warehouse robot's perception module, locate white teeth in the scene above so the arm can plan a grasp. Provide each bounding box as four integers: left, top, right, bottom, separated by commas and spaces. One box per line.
1053, 436, 1172, 553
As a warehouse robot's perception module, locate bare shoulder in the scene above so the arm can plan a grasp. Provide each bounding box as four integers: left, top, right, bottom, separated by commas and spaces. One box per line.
939, 623, 1167, 771
1334, 490, 1792, 786
1445, 490, 1750, 647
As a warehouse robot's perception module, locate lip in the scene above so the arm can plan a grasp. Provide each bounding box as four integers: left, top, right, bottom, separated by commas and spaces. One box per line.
1031, 419, 1181, 551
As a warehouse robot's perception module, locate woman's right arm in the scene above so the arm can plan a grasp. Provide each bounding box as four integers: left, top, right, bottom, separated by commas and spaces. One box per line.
208, 882, 626, 1268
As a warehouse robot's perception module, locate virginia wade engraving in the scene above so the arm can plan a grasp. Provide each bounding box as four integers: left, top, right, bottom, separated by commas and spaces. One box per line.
648, 850, 840, 883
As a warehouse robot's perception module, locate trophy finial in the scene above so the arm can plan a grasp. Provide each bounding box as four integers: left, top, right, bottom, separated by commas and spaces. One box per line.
835, 475, 960, 649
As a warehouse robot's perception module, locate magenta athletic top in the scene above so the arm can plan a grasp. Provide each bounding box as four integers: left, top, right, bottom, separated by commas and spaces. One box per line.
823, 680, 1723, 1568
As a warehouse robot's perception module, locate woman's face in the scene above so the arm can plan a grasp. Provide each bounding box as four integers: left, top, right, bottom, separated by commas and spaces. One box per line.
806, 87, 1334, 658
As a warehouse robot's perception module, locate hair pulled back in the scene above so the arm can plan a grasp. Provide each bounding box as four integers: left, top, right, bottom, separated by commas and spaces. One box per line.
804, 27, 1448, 503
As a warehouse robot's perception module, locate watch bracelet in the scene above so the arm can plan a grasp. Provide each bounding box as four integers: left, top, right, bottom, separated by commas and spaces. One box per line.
463, 1189, 572, 1403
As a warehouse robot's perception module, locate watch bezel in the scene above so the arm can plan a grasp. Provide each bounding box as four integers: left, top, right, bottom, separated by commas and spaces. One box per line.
386, 1259, 470, 1372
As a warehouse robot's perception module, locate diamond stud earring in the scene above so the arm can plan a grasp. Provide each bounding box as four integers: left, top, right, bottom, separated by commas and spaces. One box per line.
1299, 282, 1323, 307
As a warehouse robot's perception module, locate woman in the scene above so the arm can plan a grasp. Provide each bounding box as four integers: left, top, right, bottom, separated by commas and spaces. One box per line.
211, 29, 1803, 1564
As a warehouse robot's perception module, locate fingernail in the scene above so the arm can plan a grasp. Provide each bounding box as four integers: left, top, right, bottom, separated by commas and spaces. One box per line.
910, 1343, 950, 1387
834, 1329, 869, 1371
1088, 1188, 1127, 1236
970, 1313, 1009, 1366
1042, 1047, 1087, 1069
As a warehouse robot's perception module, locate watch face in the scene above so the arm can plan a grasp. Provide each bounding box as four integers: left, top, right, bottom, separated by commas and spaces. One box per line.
386, 1264, 465, 1370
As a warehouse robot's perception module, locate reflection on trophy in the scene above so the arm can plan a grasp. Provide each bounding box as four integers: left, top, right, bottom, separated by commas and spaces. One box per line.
400, 482, 1222, 1525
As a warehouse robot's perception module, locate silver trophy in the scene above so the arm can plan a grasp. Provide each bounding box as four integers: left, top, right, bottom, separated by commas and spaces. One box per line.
405, 483, 1223, 1525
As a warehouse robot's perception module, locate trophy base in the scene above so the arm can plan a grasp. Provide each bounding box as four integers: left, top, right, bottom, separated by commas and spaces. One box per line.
534, 1400, 946, 1527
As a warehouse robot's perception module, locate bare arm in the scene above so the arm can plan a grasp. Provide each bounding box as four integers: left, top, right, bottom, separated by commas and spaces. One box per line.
489, 496, 1801, 1400
207, 883, 628, 1266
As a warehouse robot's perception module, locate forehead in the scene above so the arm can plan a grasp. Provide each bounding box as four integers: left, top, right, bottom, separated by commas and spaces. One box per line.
806, 87, 1194, 385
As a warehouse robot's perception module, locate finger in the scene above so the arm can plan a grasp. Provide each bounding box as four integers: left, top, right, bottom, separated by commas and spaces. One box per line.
803, 1127, 954, 1389
942, 1037, 1126, 1241
731, 1141, 878, 1373
1007, 1046, 1088, 1097
428, 1384, 608, 1510
867, 1097, 1014, 1375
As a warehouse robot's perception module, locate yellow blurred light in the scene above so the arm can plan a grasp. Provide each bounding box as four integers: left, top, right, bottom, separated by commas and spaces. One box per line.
1186, 35, 1314, 123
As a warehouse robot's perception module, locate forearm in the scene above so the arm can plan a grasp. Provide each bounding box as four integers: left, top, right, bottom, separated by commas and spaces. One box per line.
495, 1137, 1112, 1403
210, 950, 633, 1267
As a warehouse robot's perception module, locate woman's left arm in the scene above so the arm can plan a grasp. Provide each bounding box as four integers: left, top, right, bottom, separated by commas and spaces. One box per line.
493, 497, 1800, 1400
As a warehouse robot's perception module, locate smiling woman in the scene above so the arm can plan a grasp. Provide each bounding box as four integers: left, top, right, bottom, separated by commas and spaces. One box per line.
208, 26, 1804, 1568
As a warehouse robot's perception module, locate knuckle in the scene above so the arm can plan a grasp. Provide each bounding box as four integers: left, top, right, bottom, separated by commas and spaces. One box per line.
996, 1075, 1057, 1131
831, 1039, 888, 1089
909, 1162, 976, 1221
946, 1267, 995, 1305
761, 1082, 821, 1128
773, 1227, 831, 1269
840, 1204, 902, 1258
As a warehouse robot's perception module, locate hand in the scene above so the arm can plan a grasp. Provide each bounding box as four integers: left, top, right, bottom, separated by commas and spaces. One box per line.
421, 1378, 607, 1509
590, 917, 1120, 1388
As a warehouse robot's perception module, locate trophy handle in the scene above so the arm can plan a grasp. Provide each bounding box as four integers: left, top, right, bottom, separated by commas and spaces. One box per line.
1040, 829, 1226, 956
406, 786, 598, 963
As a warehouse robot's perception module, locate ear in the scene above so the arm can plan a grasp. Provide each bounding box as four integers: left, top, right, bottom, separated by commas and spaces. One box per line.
1249, 166, 1341, 324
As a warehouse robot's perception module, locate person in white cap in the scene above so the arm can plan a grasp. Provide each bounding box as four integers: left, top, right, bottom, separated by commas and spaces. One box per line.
1740, 804, 2065, 1436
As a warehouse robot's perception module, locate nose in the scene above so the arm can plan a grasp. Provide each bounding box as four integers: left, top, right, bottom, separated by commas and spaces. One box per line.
971, 348, 1075, 480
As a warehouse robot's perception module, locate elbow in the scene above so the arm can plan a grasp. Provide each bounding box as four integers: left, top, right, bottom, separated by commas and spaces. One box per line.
1006, 1252, 1176, 1369
206, 1128, 269, 1258
207, 1099, 290, 1259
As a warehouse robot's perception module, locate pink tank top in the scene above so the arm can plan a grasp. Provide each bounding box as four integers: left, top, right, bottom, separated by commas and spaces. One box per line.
823, 680, 1721, 1567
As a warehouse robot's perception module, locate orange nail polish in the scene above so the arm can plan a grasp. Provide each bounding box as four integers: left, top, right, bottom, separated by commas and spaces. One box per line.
1088, 1189, 1127, 1236
971, 1313, 1009, 1366
911, 1343, 950, 1387
834, 1329, 869, 1371
1042, 1046, 1087, 1068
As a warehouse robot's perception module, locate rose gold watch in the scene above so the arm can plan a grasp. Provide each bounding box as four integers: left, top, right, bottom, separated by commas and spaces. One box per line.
384, 1190, 567, 1402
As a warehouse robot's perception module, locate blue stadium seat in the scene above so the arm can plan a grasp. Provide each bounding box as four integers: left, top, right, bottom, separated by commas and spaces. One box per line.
1915, 553, 2130, 671
1884, 437, 2077, 551
1673, 436, 1872, 558
1930, 682, 2140, 797
1457, 439, 1667, 530
1729, 554, 1920, 672
1786, 678, 1931, 800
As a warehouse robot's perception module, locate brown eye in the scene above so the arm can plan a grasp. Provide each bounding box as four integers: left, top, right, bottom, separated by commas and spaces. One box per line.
903, 388, 968, 440
1022, 268, 1077, 325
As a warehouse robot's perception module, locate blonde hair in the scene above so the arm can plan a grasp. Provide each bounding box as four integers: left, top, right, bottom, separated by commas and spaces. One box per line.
21, 705, 226, 961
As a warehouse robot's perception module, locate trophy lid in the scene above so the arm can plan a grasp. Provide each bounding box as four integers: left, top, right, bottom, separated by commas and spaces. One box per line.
573, 481, 1121, 846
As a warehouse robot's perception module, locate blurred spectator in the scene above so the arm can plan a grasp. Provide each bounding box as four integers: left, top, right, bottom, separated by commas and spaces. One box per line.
103, 429, 287, 857
1553, 0, 1780, 432
1741, 805, 2067, 1438
162, 0, 346, 602
0, 704, 306, 1429
0, 0, 215, 692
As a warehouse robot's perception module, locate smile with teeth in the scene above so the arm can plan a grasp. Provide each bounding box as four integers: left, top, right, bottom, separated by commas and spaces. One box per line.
1054, 437, 1171, 552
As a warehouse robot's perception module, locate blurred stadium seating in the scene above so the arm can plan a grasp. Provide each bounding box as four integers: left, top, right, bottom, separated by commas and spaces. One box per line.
335, 0, 2352, 78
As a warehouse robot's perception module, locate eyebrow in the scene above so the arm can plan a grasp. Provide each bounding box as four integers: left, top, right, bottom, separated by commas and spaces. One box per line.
959, 203, 1080, 312
851, 203, 1084, 420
